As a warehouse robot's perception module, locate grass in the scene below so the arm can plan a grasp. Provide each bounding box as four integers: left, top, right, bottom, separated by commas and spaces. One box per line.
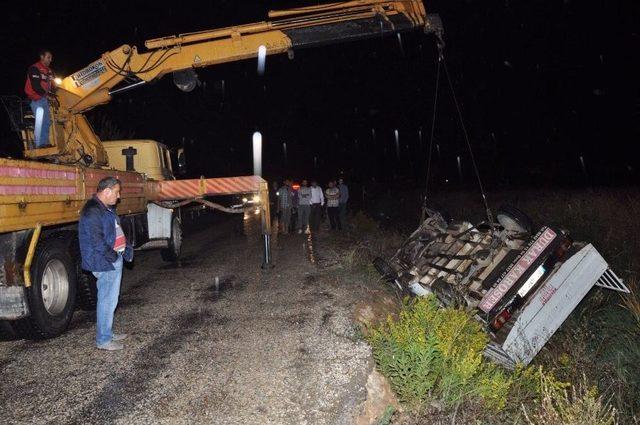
366, 296, 618, 424
621, 277, 640, 331
341, 187, 640, 423
521, 374, 618, 425
367, 296, 511, 411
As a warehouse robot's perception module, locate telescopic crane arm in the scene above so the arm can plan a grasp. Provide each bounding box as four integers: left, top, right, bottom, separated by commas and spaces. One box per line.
29, 0, 442, 165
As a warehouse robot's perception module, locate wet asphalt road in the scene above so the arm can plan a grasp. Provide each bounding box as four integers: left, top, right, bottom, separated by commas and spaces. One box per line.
0, 213, 372, 424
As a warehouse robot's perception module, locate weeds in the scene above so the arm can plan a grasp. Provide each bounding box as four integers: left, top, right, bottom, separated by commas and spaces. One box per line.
620, 277, 640, 331
351, 211, 380, 234
367, 296, 511, 410
522, 374, 617, 425
376, 405, 396, 425
366, 296, 622, 423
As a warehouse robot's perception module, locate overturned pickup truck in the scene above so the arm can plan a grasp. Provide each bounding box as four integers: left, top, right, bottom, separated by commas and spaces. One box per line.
373, 206, 629, 368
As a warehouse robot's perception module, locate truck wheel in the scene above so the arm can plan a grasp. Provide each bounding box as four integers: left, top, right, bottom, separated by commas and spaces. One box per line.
0, 320, 17, 341
76, 269, 97, 310
69, 239, 97, 311
13, 238, 77, 339
496, 205, 534, 234
161, 216, 183, 262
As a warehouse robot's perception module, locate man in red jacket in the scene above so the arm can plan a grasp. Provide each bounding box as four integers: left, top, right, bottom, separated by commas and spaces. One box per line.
24, 50, 54, 148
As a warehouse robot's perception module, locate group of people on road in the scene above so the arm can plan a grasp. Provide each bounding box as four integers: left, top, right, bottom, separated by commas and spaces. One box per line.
275, 178, 349, 234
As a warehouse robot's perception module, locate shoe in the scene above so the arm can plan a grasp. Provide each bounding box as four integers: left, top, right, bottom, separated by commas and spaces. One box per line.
112, 333, 128, 341
297, 229, 302, 234
97, 341, 124, 351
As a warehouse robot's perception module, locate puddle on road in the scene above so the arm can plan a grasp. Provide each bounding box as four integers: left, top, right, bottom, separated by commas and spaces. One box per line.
160, 255, 199, 270
204, 274, 245, 301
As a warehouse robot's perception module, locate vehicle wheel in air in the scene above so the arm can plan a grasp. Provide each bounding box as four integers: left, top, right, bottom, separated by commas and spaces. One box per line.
372, 257, 405, 293
372, 257, 396, 280
496, 205, 534, 234
161, 216, 183, 262
13, 237, 77, 339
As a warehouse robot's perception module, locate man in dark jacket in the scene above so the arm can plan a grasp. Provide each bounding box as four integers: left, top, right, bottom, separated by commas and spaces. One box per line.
24, 49, 55, 148
79, 177, 133, 351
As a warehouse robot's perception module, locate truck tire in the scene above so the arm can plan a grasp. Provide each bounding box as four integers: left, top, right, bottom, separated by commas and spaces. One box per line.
496, 205, 534, 234
69, 238, 97, 311
373, 257, 397, 281
0, 320, 17, 341
76, 269, 98, 310
13, 237, 77, 339
161, 216, 183, 262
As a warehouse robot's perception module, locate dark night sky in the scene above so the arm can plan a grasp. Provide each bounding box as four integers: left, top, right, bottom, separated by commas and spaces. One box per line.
1, 0, 638, 187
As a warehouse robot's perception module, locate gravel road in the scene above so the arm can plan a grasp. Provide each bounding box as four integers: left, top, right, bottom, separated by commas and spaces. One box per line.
0, 213, 373, 424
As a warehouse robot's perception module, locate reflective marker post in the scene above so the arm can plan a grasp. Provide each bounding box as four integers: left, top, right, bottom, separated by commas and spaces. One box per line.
259, 180, 272, 268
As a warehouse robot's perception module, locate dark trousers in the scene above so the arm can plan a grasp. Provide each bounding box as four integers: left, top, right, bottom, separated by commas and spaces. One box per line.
310, 203, 322, 231
339, 202, 347, 226
328, 206, 341, 230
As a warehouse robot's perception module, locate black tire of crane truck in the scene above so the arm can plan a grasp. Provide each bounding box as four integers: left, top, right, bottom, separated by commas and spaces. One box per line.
69, 237, 98, 310
76, 269, 98, 310
161, 216, 183, 262
12, 237, 77, 339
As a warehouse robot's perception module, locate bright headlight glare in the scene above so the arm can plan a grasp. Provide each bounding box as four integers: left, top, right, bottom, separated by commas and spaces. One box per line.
242, 197, 248, 203
252, 195, 260, 203
54, 77, 63, 85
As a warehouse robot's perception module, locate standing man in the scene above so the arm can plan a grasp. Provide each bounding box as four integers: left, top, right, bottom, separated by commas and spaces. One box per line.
79, 177, 133, 351
309, 180, 324, 232
338, 177, 349, 229
25, 49, 55, 148
277, 179, 293, 234
325, 181, 341, 230
297, 179, 312, 234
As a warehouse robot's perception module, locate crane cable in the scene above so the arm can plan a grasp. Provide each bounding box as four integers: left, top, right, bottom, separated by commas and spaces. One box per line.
421, 48, 441, 223
422, 43, 494, 225
441, 54, 494, 224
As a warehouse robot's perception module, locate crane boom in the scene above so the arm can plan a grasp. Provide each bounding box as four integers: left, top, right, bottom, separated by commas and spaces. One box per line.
23, 0, 442, 165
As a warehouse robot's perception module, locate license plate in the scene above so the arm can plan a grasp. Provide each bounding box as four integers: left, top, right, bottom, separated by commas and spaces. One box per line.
479, 227, 557, 313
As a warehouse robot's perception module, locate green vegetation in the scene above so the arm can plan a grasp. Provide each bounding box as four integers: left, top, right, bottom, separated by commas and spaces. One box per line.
366, 296, 619, 424
368, 296, 510, 410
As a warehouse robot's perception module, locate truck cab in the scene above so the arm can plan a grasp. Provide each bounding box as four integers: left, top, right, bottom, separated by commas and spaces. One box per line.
102, 139, 178, 181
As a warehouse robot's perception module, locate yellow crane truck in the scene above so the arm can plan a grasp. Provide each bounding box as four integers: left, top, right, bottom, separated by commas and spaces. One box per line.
0, 1, 442, 338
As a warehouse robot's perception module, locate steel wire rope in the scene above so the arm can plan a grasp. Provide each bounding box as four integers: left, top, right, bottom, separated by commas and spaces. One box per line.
442, 53, 494, 224
421, 49, 441, 222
